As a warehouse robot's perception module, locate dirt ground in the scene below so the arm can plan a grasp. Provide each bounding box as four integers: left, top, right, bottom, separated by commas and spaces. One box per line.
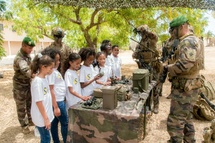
0, 46, 215, 143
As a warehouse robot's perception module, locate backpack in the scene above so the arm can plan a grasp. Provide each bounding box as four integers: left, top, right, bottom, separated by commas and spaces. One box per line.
193, 97, 215, 121
193, 75, 215, 121
200, 75, 215, 101
115, 84, 132, 101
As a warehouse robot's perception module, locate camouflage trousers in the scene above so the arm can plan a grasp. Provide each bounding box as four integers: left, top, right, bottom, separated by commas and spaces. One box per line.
13, 86, 32, 127
167, 99, 195, 143
153, 82, 163, 109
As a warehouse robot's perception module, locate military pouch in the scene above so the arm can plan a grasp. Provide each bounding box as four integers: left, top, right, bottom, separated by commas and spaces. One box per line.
115, 84, 132, 101
140, 51, 153, 64
184, 78, 203, 92
172, 78, 187, 90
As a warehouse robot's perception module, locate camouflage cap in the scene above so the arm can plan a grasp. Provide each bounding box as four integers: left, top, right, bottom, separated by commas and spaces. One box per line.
136, 24, 149, 33
22, 37, 35, 47
52, 27, 65, 38
170, 16, 188, 28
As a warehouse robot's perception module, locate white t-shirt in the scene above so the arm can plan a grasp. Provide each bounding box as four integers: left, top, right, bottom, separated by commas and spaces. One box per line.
110, 54, 122, 78
79, 65, 96, 96
94, 65, 111, 88
106, 55, 113, 68
64, 69, 82, 108
31, 76, 54, 127
46, 69, 66, 102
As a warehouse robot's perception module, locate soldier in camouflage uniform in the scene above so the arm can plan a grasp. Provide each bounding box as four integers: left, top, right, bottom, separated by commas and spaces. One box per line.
159, 28, 180, 99
164, 16, 204, 143
132, 25, 161, 114
47, 27, 72, 77
13, 37, 35, 134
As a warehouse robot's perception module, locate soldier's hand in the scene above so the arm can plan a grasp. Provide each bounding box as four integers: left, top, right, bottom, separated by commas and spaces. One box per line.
132, 52, 137, 59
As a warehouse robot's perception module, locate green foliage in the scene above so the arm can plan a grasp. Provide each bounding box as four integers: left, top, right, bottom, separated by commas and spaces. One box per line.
0, 0, 6, 59
9, 0, 208, 51
0, 30, 5, 59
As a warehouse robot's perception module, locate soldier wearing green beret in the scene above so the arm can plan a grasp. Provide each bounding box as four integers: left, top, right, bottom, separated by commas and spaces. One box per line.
13, 36, 35, 134
163, 16, 204, 143
47, 27, 72, 77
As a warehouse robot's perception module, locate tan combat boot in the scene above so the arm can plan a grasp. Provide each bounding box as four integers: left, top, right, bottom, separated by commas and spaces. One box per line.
28, 120, 34, 126
153, 107, 159, 114
22, 126, 30, 134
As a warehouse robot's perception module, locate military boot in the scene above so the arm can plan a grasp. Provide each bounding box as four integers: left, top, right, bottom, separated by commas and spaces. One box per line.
28, 120, 34, 126
22, 126, 30, 134
153, 106, 159, 114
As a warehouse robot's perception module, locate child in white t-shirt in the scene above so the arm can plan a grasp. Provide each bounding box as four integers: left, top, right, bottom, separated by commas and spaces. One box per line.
42, 47, 68, 143
79, 48, 101, 96
110, 45, 122, 80
94, 52, 111, 88
64, 52, 91, 109
100, 40, 112, 68
30, 54, 54, 143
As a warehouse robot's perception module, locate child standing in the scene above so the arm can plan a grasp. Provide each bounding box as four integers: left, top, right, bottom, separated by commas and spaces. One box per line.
79, 48, 101, 96
30, 54, 55, 143
94, 52, 111, 88
100, 40, 112, 67
110, 45, 122, 80
42, 48, 68, 143
63, 53, 91, 109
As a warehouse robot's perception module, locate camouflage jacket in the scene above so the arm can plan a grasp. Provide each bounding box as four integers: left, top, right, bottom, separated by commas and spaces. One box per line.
161, 38, 179, 63
168, 33, 203, 79
48, 42, 72, 75
13, 48, 31, 86
135, 32, 159, 58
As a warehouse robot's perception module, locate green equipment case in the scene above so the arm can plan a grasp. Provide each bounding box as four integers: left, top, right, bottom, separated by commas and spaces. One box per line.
132, 69, 149, 92
102, 86, 118, 110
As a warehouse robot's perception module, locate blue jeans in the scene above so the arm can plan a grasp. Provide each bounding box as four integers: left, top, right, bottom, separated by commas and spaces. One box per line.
37, 126, 51, 143
51, 101, 68, 143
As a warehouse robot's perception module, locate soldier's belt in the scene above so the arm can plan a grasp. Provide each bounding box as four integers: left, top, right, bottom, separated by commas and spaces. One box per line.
172, 77, 202, 92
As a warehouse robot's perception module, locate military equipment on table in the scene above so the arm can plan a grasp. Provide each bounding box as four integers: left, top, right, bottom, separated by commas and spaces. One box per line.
115, 84, 131, 101
81, 96, 101, 110
132, 69, 149, 92
102, 86, 118, 110
93, 88, 103, 98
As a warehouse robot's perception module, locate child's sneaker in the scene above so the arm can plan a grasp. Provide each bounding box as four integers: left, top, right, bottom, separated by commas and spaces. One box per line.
22, 126, 30, 134
34, 127, 40, 137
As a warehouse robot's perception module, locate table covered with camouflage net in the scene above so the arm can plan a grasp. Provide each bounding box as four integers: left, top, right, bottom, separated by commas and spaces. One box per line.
67, 81, 157, 143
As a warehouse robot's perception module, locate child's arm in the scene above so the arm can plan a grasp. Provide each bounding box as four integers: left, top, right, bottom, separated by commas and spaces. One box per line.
95, 80, 111, 86
36, 101, 51, 130
49, 85, 61, 117
80, 74, 101, 88
68, 86, 90, 101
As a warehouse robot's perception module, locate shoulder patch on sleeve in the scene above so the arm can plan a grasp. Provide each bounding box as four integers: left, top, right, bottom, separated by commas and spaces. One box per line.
185, 48, 196, 61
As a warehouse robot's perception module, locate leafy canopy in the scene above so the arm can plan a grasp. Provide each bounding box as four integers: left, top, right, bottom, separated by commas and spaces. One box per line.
9, 0, 208, 50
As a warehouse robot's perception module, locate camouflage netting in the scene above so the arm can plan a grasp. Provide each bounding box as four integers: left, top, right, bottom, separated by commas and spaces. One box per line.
35, 0, 215, 10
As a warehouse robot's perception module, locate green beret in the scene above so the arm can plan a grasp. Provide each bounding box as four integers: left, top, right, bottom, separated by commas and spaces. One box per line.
170, 16, 188, 28
22, 37, 35, 47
